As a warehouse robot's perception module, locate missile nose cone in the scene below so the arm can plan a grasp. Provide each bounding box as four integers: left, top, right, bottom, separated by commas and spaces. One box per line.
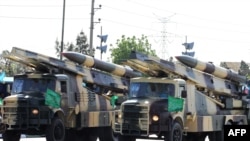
62, 51, 88, 64
175, 55, 197, 68
61, 52, 73, 60
61, 52, 68, 58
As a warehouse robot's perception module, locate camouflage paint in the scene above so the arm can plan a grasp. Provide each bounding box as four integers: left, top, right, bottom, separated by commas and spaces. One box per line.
115, 51, 250, 138
2, 47, 133, 132
62, 51, 141, 78
175, 55, 247, 83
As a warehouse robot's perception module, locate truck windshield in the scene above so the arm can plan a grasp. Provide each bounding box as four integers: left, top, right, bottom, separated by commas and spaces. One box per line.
12, 78, 56, 94
129, 82, 175, 98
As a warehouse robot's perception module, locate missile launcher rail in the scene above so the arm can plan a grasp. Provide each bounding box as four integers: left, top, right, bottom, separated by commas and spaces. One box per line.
125, 51, 247, 97
6, 47, 131, 90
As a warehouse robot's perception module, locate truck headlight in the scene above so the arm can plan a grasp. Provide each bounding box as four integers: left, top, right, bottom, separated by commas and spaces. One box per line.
152, 115, 159, 122
32, 109, 39, 115
118, 113, 122, 119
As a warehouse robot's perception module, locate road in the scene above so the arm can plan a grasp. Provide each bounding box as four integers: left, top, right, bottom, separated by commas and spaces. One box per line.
0, 136, 209, 141
0, 138, 160, 141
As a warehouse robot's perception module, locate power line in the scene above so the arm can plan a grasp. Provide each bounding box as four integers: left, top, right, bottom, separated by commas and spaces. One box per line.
1, 0, 250, 45
0, 4, 88, 7
102, 4, 156, 19
0, 16, 89, 20
101, 4, 250, 34
127, 0, 250, 28
102, 18, 162, 33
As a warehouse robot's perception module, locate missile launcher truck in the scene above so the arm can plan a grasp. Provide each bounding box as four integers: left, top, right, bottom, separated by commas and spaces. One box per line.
0, 47, 140, 141
113, 51, 250, 141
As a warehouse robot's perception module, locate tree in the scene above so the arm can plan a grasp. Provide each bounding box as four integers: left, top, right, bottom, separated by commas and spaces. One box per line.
0, 50, 10, 74
239, 60, 250, 77
0, 50, 26, 76
110, 35, 157, 64
55, 38, 75, 58
220, 62, 229, 69
76, 31, 91, 54
54, 38, 61, 58
55, 31, 91, 58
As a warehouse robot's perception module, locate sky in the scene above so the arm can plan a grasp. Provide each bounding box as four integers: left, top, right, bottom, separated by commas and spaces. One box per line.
1, 0, 250, 65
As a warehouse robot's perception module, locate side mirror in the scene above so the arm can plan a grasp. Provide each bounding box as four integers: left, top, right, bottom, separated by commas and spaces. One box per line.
181, 90, 187, 98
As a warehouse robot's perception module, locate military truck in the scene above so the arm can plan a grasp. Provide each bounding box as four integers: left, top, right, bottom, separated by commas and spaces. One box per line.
113, 51, 250, 141
0, 47, 140, 141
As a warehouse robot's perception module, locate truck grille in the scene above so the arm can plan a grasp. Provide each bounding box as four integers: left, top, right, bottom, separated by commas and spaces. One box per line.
2, 103, 50, 129
121, 104, 149, 136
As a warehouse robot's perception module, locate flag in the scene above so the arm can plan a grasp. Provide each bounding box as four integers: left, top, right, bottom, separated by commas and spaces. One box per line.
45, 89, 61, 108
110, 95, 118, 108
167, 96, 184, 112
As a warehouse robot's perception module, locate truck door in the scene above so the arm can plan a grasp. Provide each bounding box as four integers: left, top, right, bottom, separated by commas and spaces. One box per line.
60, 81, 69, 113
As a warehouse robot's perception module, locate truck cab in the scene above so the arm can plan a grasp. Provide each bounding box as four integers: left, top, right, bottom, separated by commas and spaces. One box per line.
114, 77, 186, 141
1, 70, 126, 141
1, 73, 70, 140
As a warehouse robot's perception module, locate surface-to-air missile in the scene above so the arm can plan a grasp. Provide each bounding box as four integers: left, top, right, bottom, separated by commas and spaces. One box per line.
62, 51, 141, 78
175, 55, 247, 83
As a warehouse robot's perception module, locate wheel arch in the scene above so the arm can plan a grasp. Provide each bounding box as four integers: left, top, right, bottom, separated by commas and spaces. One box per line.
52, 109, 66, 123
223, 115, 248, 125
173, 116, 184, 128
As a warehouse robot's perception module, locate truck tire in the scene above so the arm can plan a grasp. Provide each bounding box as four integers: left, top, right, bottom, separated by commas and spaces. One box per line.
2, 130, 21, 141
165, 121, 182, 141
98, 127, 118, 141
46, 117, 65, 141
118, 134, 136, 141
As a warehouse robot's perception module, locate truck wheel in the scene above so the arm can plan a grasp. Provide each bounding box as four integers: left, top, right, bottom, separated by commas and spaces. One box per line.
166, 122, 183, 141
117, 134, 135, 141
46, 117, 65, 141
2, 130, 21, 141
98, 127, 118, 141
